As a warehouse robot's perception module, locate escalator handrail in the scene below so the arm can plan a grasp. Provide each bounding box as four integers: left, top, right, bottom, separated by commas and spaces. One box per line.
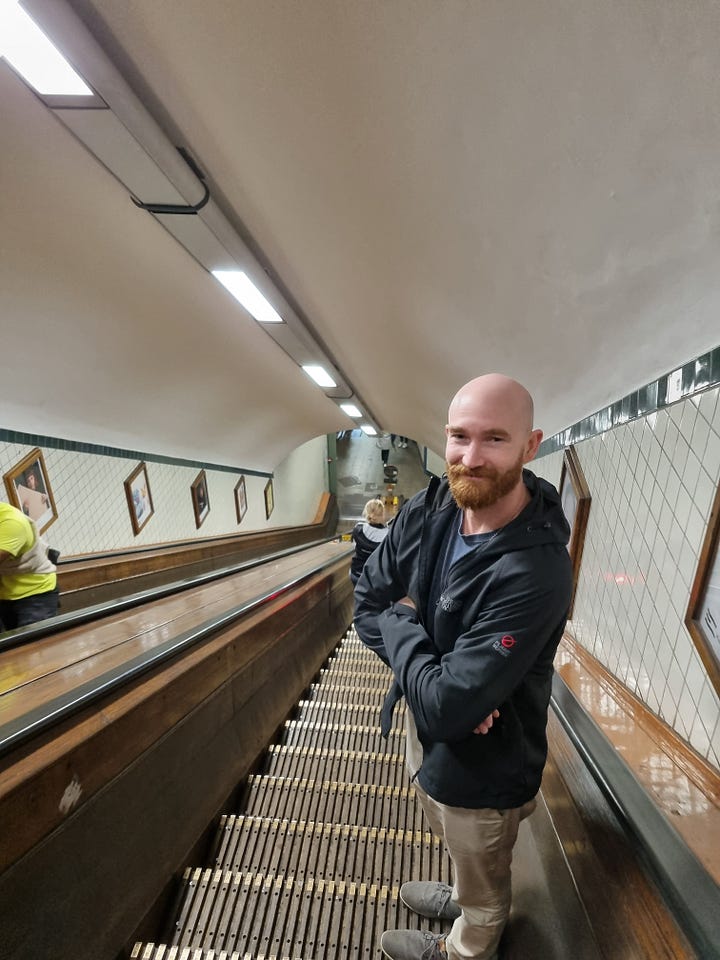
0, 548, 352, 760
0, 534, 350, 653
55, 519, 333, 564
551, 673, 720, 960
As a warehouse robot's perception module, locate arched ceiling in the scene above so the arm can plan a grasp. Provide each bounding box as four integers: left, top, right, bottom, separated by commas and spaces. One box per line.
2, 0, 720, 473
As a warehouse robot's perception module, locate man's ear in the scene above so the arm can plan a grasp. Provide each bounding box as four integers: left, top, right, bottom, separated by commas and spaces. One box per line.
524, 429, 543, 463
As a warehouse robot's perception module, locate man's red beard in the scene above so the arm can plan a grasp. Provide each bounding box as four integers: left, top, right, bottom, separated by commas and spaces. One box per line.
446, 454, 525, 510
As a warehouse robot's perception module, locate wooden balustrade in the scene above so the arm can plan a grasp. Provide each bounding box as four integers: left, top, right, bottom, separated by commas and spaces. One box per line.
56, 492, 338, 611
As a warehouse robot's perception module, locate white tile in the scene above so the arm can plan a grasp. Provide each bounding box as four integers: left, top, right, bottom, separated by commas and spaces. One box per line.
683, 648, 707, 697
688, 717, 711, 756
697, 387, 718, 428
625, 437, 641, 475
677, 535, 697, 589
671, 631, 692, 672
661, 418, 679, 462
633, 453, 648, 492
708, 717, 720, 764
673, 483, 693, 532
685, 505, 707, 556
678, 448, 701, 500
680, 398, 699, 438
694, 467, 716, 515
646, 439, 662, 477
660, 683, 678, 724
665, 465, 682, 510
697, 679, 720, 729
654, 451, 671, 492
671, 431, 691, 476
640, 421, 667, 460
669, 567, 690, 621
650, 410, 667, 444
669, 401, 686, 431
649, 483, 665, 519
673, 702, 690, 740
645, 685, 662, 715
655, 629, 675, 676
702, 430, 720, 487
629, 482, 643, 519
690, 413, 711, 460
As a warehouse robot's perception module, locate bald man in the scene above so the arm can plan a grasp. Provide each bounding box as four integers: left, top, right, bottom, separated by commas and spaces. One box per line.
354, 375, 573, 960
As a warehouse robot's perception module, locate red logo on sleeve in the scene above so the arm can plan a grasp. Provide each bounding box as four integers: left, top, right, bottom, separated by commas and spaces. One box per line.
493, 635, 517, 657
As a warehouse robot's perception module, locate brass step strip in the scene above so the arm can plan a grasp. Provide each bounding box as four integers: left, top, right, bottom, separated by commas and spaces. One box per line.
169, 868, 447, 958
134, 629, 438, 960
213, 814, 445, 883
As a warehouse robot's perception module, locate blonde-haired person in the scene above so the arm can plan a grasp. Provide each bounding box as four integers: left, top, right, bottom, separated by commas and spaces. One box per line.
349, 499, 388, 585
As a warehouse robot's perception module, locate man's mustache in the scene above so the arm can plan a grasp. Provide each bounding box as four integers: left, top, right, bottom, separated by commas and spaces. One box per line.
448, 465, 496, 479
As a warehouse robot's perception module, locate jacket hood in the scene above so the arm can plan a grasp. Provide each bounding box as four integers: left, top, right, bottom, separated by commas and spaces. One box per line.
423, 468, 570, 558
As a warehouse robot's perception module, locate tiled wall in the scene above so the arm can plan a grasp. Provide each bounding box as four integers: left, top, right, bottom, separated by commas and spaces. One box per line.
0, 435, 329, 557
534, 386, 720, 769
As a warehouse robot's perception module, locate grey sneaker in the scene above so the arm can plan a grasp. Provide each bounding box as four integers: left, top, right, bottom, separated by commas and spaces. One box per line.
380, 930, 447, 960
400, 881, 461, 921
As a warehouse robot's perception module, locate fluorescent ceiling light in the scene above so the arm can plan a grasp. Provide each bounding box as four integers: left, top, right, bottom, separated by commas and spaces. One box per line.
340, 403, 362, 418
212, 269, 283, 323
361, 424, 378, 436
302, 365, 337, 388
0, 1, 93, 96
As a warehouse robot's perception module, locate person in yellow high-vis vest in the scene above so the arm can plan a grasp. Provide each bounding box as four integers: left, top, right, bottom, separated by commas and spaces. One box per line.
0, 502, 58, 632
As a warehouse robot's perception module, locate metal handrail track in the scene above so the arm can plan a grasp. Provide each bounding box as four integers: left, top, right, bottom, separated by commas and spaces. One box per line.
0, 547, 352, 759
0, 534, 347, 653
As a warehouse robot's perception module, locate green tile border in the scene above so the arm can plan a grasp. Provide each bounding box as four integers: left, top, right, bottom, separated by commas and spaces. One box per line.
0, 428, 272, 478
538, 345, 720, 457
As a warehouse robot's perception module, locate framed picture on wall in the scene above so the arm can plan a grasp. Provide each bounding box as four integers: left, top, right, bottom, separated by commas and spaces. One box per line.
191, 469, 210, 529
686, 479, 720, 696
3, 447, 58, 534
234, 476, 248, 524
559, 445, 591, 618
124, 462, 154, 535
264, 478, 274, 520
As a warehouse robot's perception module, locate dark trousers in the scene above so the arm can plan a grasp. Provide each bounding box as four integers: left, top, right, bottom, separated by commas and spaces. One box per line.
0, 587, 59, 631
381, 449, 390, 464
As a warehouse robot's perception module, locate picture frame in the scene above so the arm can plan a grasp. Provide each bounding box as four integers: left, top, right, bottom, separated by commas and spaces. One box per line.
263, 478, 274, 520
3, 447, 58, 534
191, 469, 211, 529
234, 475, 248, 524
558, 445, 591, 618
686, 478, 720, 696
124, 461, 154, 536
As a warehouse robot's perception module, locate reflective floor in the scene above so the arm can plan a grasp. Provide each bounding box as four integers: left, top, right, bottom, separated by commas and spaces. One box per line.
556, 636, 720, 884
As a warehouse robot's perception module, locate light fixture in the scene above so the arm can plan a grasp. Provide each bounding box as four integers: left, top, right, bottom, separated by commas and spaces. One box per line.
0, 0, 93, 96
5, 0, 381, 419
361, 424, 378, 436
302, 365, 337, 389
212, 270, 283, 323
340, 403, 362, 418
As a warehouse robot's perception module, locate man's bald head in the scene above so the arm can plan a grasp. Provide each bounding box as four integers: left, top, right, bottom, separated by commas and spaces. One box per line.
444, 374, 543, 513
448, 374, 535, 434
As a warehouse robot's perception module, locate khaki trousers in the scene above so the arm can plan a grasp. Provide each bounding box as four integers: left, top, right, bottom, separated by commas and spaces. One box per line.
406, 714, 536, 960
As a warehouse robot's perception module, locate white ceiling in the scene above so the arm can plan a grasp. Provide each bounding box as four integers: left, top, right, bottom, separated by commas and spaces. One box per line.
2, 0, 720, 473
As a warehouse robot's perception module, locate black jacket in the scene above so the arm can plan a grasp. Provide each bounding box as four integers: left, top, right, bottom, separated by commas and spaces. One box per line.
354, 470, 573, 809
349, 521, 388, 585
